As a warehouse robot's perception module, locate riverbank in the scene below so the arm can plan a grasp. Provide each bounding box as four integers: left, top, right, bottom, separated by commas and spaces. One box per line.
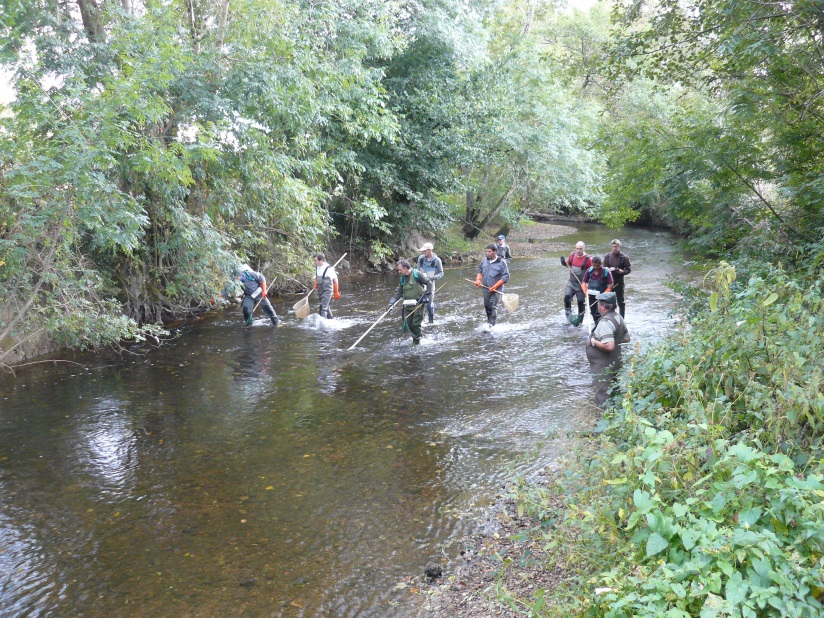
410, 437, 595, 617
409, 256, 824, 617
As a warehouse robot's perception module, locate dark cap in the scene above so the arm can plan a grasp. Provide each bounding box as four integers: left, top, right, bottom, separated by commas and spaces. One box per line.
497, 234, 506, 240
595, 291, 617, 305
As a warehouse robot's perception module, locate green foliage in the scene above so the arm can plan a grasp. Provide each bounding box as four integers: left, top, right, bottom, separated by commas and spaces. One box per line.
0, 0, 404, 358
600, 0, 824, 253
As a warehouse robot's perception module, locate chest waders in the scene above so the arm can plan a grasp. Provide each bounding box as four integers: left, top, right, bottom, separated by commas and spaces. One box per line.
586, 268, 610, 327
564, 255, 589, 319
400, 272, 426, 343
240, 273, 279, 326
316, 265, 334, 318
417, 258, 439, 324
586, 313, 628, 406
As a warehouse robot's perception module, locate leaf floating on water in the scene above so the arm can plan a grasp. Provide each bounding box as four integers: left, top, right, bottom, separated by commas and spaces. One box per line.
386, 445, 393, 449
266, 486, 274, 490
240, 519, 247, 523
394, 582, 407, 590
304, 454, 311, 458
290, 600, 304, 609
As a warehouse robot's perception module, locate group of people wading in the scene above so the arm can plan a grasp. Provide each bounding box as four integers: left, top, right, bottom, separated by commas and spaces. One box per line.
231, 234, 629, 406
561, 239, 633, 405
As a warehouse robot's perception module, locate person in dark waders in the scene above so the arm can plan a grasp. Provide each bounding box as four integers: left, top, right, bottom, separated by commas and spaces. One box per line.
603, 239, 631, 318
475, 244, 510, 328
582, 256, 614, 329
234, 265, 280, 327
313, 252, 340, 318
586, 292, 630, 407
561, 241, 592, 325
387, 259, 433, 345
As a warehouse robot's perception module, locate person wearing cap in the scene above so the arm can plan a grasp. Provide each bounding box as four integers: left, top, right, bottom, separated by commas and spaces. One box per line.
586, 291, 630, 406
582, 256, 614, 328
313, 252, 341, 319
416, 242, 444, 324
561, 241, 592, 324
602, 239, 631, 318
387, 259, 434, 345
233, 265, 280, 327
475, 244, 510, 327
495, 235, 512, 265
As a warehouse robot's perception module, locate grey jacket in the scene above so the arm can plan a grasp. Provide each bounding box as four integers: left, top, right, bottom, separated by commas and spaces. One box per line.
416, 254, 444, 281
478, 257, 510, 289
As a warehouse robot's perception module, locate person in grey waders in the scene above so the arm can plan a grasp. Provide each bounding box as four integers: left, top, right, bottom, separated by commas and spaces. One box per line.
586, 292, 630, 406
475, 244, 510, 327
416, 243, 443, 324
387, 259, 433, 345
234, 265, 280, 327
495, 234, 512, 265
313, 252, 340, 318
561, 241, 592, 325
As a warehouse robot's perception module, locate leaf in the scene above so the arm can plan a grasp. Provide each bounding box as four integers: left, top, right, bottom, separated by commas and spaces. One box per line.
761, 292, 778, 307
739, 507, 761, 527
672, 502, 689, 518
633, 489, 656, 513
646, 532, 669, 557
679, 527, 700, 551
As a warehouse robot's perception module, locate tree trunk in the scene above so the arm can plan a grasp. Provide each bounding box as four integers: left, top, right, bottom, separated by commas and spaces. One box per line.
76, 0, 104, 42
216, 0, 230, 48
185, 0, 201, 53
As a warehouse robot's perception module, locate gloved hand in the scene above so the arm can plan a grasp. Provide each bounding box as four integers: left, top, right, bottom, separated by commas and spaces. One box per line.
260, 281, 267, 297
490, 280, 504, 292
418, 293, 431, 305
560, 256, 567, 267
313, 279, 318, 290
581, 282, 588, 294
475, 273, 482, 287
333, 281, 341, 300
387, 300, 395, 311
606, 286, 612, 293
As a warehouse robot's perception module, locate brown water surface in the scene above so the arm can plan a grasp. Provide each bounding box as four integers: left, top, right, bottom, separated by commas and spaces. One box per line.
0, 225, 686, 616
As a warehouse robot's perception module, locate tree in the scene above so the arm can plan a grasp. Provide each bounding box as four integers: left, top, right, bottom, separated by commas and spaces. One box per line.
600, 0, 824, 252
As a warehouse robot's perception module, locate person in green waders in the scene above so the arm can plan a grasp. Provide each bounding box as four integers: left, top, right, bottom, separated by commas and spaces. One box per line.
387, 258, 434, 345
586, 292, 630, 406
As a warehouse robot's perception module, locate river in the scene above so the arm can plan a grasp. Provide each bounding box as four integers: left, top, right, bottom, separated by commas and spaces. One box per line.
0, 224, 685, 617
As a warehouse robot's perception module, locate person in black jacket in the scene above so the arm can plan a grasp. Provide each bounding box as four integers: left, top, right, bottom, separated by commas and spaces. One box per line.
602, 239, 632, 318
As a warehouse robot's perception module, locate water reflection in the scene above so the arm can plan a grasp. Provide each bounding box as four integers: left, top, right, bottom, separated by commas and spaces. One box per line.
0, 225, 685, 616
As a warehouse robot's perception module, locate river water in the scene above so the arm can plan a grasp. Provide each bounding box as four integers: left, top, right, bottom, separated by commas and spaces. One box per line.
0, 224, 685, 617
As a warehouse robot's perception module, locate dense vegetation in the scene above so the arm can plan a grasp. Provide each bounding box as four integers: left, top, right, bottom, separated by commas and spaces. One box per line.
0, 0, 602, 363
